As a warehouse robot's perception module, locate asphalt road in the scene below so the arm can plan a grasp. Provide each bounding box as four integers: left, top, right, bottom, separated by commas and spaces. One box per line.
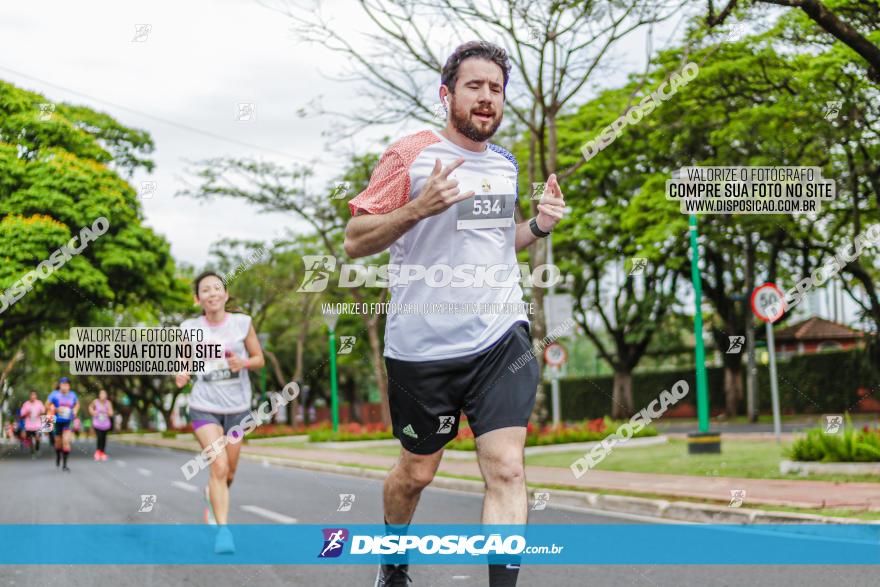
0, 439, 875, 586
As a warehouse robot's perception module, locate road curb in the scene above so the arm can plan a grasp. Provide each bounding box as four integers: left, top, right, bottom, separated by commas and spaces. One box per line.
119, 437, 872, 525
780, 459, 880, 476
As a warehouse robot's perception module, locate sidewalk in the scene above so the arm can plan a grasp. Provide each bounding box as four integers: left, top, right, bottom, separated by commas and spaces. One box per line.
120, 435, 880, 512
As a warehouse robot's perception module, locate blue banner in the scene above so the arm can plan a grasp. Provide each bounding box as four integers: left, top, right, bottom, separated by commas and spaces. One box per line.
1, 524, 878, 565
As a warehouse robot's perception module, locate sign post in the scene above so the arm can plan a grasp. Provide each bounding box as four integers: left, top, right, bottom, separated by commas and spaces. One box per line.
544, 342, 568, 427
751, 283, 785, 444
322, 309, 340, 433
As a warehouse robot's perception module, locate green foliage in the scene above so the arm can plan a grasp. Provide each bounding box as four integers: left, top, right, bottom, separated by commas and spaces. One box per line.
549, 13, 880, 418
307, 427, 395, 442
788, 416, 880, 462
0, 79, 189, 353
558, 349, 880, 419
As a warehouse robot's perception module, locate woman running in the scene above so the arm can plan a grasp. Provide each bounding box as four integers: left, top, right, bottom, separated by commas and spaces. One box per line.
20, 391, 45, 457
175, 271, 264, 554
89, 390, 114, 461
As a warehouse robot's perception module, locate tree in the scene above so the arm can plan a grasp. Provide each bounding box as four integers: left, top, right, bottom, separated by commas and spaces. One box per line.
552, 75, 688, 416
0, 80, 188, 356
584, 18, 880, 415
706, 0, 880, 84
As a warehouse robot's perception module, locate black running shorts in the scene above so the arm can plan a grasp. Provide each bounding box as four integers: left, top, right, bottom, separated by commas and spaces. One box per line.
384, 321, 539, 455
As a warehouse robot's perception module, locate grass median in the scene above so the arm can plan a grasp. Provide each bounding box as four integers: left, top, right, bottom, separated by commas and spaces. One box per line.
523, 438, 880, 483
270, 437, 880, 484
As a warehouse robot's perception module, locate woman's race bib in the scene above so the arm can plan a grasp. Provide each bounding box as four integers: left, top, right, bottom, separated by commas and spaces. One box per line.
57, 406, 72, 419
202, 359, 238, 384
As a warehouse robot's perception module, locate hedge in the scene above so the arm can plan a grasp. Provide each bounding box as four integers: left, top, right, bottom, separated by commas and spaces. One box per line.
559, 349, 880, 420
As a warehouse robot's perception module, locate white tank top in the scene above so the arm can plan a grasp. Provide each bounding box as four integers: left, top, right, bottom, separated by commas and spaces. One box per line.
181, 313, 252, 413
348, 130, 528, 361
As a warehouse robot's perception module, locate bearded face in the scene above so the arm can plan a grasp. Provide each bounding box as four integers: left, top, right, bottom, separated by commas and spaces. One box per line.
445, 57, 505, 143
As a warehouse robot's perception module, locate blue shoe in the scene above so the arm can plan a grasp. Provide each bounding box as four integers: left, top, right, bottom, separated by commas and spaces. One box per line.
214, 526, 235, 554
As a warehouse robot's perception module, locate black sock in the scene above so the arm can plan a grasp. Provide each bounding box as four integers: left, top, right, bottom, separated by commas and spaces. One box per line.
56, 449, 61, 465
62, 451, 69, 467
489, 563, 520, 587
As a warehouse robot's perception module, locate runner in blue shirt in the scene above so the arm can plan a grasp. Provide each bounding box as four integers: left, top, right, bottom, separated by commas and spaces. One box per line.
46, 377, 79, 472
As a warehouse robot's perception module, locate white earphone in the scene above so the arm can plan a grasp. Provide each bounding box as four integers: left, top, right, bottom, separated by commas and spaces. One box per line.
443, 95, 450, 109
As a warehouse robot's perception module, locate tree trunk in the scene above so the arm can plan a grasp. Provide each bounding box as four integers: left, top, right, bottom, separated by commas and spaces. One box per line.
723, 361, 743, 417
525, 107, 548, 427
347, 377, 361, 424
365, 318, 390, 427
0, 348, 24, 388
264, 349, 297, 427
611, 370, 634, 419
119, 408, 131, 431
158, 407, 172, 430
290, 328, 306, 427
138, 407, 151, 431
529, 244, 549, 425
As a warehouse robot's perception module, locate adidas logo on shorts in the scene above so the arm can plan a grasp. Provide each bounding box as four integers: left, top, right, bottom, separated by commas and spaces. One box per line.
402, 424, 418, 439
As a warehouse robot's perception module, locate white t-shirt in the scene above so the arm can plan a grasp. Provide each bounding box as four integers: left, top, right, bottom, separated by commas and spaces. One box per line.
348, 130, 528, 361
181, 313, 252, 413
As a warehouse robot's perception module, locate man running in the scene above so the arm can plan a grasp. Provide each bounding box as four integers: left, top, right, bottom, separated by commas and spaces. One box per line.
46, 377, 79, 472
20, 391, 45, 457
344, 41, 566, 587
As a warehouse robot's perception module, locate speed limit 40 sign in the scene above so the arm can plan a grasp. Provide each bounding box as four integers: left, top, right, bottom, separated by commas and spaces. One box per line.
751, 283, 785, 323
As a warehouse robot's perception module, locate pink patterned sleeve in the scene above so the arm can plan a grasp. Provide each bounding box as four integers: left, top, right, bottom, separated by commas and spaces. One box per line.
348, 150, 411, 216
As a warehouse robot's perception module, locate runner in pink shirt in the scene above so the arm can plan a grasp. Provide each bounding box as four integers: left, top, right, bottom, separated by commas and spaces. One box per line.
19, 391, 45, 457
88, 390, 114, 461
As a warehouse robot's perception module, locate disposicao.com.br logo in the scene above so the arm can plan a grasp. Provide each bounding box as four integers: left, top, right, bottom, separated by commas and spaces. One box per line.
317, 527, 563, 559
297, 256, 561, 292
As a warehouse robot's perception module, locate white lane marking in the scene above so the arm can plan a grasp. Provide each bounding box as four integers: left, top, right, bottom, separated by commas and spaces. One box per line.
116, 460, 127, 467
452, 576, 471, 580
172, 481, 199, 493
240, 505, 297, 524
137, 467, 153, 477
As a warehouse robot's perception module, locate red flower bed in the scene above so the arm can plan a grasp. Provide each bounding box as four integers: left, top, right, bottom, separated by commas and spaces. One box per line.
448, 417, 654, 451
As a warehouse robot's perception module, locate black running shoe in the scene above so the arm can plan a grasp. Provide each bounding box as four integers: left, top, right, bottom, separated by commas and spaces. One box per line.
374, 564, 412, 586
62, 466, 71, 473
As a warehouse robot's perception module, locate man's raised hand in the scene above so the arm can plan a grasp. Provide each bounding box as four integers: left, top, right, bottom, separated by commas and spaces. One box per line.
412, 158, 475, 219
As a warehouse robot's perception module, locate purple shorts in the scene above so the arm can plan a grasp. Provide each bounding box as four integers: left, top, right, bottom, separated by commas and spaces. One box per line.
189, 408, 251, 441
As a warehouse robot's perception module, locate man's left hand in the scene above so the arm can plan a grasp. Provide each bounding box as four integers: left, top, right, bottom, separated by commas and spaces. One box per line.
535, 174, 566, 233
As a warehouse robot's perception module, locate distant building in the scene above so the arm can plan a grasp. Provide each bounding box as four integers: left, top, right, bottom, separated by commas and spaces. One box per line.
771, 316, 865, 359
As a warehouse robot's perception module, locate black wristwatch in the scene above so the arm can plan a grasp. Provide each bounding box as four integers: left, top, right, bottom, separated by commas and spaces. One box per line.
529, 217, 551, 238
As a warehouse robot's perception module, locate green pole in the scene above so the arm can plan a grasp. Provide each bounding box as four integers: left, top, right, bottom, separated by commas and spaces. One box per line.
689, 214, 710, 433
329, 329, 339, 432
